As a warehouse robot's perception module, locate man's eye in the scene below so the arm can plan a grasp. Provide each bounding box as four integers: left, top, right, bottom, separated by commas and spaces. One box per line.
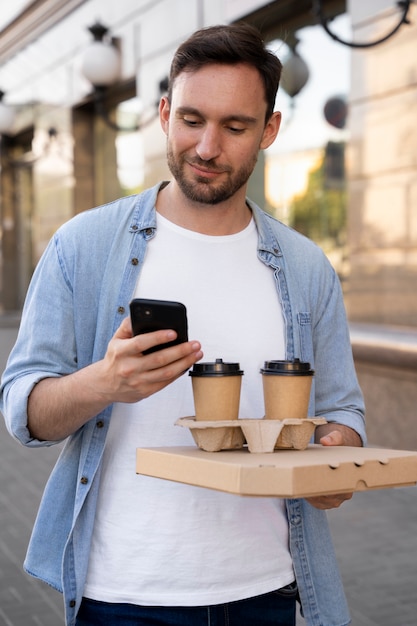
228, 126, 245, 134
183, 117, 201, 126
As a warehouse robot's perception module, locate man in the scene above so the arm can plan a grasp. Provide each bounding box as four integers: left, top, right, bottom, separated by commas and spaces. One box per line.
1, 23, 365, 626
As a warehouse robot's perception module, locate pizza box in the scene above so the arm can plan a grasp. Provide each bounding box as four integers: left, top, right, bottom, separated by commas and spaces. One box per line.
136, 445, 417, 498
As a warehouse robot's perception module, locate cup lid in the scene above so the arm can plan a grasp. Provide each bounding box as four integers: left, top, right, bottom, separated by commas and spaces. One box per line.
189, 358, 244, 377
260, 358, 314, 375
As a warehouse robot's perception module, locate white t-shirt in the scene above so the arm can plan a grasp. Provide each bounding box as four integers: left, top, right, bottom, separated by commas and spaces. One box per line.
84, 214, 294, 606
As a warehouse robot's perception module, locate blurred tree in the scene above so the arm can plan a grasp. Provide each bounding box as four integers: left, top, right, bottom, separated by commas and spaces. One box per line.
289, 142, 346, 248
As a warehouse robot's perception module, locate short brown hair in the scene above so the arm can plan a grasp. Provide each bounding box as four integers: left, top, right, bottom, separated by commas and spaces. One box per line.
168, 23, 282, 123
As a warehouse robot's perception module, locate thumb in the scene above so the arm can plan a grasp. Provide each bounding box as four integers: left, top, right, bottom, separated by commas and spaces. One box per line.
114, 315, 133, 340
320, 430, 343, 447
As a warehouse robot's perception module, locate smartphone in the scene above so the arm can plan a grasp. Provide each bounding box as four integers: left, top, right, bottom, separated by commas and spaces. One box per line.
129, 298, 188, 354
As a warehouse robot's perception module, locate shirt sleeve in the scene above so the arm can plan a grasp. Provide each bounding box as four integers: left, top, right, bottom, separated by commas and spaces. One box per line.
0, 234, 77, 447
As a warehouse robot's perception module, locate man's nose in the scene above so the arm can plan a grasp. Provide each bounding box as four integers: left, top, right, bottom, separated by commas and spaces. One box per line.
195, 126, 222, 161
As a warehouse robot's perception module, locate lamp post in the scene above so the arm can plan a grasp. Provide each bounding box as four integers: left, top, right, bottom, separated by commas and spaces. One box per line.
0, 91, 16, 135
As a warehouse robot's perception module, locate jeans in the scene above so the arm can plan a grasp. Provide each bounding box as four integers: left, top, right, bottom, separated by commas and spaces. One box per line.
75, 583, 298, 625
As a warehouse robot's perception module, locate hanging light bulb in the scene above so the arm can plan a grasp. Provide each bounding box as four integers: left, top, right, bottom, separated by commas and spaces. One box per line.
324, 96, 348, 129
81, 22, 121, 88
281, 51, 310, 99
80, 21, 166, 133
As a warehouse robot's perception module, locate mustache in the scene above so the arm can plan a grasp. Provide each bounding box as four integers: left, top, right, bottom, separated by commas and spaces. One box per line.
187, 157, 231, 173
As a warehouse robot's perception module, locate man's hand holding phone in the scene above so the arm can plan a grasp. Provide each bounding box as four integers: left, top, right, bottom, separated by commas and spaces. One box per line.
26, 304, 202, 446
98, 300, 202, 405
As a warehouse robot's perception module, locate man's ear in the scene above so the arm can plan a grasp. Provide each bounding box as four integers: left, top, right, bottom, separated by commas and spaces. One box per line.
159, 96, 170, 134
260, 111, 281, 150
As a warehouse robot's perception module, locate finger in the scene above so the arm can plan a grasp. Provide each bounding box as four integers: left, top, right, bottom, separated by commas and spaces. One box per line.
132, 329, 179, 356
306, 491, 353, 510
126, 343, 203, 401
142, 341, 203, 374
115, 319, 180, 350
319, 430, 344, 447
124, 336, 202, 379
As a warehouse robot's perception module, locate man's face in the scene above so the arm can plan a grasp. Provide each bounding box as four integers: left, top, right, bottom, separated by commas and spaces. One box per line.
160, 63, 279, 205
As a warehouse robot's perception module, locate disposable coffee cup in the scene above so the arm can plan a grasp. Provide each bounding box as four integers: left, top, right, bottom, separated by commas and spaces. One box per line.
260, 359, 314, 420
189, 359, 244, 421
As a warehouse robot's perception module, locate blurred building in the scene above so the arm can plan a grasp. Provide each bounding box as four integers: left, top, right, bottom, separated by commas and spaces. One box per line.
0, 0, 346, 311
0, 0, 416, 446
347, 1, 417, 328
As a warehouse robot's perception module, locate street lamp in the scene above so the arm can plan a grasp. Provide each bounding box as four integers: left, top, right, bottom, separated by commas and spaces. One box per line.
0, 90, 16, 135
81, 21, 166, 132
81, 22, 121, 87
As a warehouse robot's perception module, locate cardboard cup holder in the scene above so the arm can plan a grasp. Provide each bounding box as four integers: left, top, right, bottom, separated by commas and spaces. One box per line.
175, 416, 327, 453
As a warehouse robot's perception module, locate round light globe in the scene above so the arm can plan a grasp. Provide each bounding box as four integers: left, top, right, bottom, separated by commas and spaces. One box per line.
81, 41, 121, 87
281, 53, 310, 99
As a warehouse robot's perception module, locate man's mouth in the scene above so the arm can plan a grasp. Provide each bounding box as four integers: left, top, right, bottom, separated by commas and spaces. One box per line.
187, 161, 227, 179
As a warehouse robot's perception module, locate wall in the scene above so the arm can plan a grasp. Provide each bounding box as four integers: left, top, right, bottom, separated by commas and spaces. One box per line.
346, 0, 417, 326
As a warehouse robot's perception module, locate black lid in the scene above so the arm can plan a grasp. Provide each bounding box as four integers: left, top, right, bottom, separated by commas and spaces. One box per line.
189, 358, 244, 377
260, 358, 314, 376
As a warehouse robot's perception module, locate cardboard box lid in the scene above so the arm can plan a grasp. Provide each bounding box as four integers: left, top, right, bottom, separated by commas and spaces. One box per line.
136, 445, 417, 497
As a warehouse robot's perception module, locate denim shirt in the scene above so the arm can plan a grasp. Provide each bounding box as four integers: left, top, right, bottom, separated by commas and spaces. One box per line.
1, 182, 365, 626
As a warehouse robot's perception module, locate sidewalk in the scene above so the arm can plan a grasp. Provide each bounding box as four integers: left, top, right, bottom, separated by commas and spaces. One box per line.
1, 322, 417, 626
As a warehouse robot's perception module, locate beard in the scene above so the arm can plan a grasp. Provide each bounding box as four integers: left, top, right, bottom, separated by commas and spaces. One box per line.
166, 145, 258, 205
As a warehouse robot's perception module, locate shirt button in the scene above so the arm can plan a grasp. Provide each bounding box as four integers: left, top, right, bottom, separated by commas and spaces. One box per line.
69, 600, 76, 608
131, 258, 139, 265
80, 477, 88, 485
96, 420, 104, 428
118, 306, 125, 314
131, 224, 138, 231
145, 228, 153, 236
